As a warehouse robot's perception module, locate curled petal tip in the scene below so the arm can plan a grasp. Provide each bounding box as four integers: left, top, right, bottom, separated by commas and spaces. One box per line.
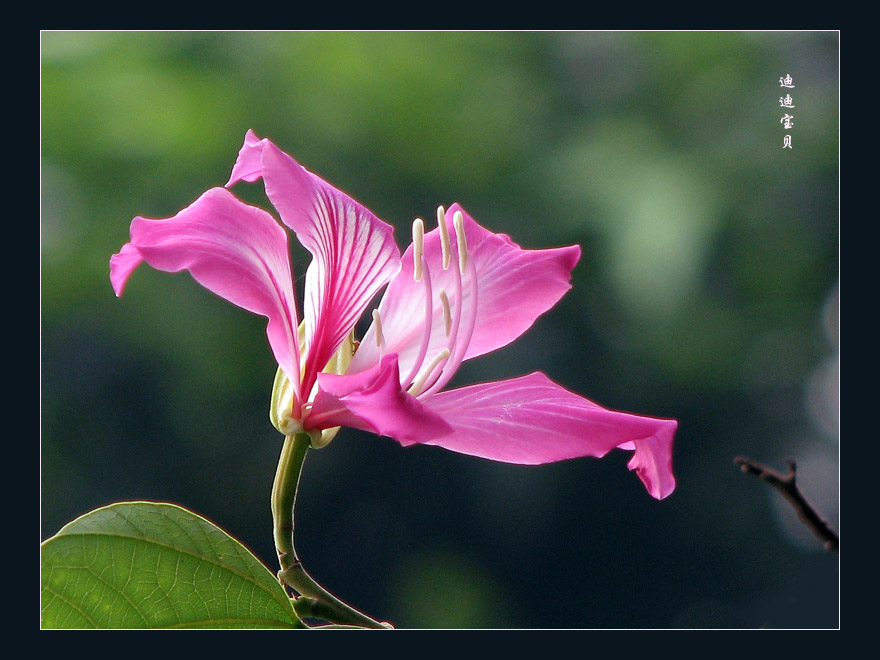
627, 418, 677, 500
421, 373, 677, 500
226, 129, 267, 187
109, 242, 144, 297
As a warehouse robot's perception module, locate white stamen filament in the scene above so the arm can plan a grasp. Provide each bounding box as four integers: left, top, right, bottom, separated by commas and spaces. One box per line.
437, 205, 451, 270
453, 210, 467, 274
412, 218, 425, 282
439, 289, 451, 337
407, 348, 450, 397
402, 254, 434, 387
414, 235, 464, 397
419, 255, 479, 399
372, 309, 386, 352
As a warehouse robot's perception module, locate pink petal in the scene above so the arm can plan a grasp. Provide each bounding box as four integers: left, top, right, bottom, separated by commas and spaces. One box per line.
450, 204, 581, 361
423, 372, 677, 499
109, 187, 302, 392
351, 203, 580, 379
226, 131, 400, 396
225, 128, 265, 185
109, 243, 144, 297
308, 354, 454, 443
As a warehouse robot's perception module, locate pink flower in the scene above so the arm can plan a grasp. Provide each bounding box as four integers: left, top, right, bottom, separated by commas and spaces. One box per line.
111, 131, 676, 500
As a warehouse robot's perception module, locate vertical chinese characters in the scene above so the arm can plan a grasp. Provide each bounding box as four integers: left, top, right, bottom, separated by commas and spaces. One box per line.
779, 74, 795, 149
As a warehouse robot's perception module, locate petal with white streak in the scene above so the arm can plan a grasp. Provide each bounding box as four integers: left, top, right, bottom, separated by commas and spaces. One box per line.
424, 372, 677, 499
227, 130, 400, 394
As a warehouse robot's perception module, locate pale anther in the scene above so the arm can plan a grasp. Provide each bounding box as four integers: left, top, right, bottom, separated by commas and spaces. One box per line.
372, 309, 386, 350
439, 289, 452, 337
412, 218, 425, 282
453, 210, 467, 274
408, 348, 451, 397
437, 205, 451, 270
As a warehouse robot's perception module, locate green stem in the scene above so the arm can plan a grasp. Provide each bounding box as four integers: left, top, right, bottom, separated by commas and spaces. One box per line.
271, 432, 392, 629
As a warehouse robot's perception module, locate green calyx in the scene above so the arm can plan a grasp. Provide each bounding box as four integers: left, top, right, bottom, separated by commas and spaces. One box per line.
269, 329, 358, 449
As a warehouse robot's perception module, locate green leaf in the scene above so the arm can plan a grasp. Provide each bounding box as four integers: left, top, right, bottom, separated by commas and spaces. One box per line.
41, 501, 304, 629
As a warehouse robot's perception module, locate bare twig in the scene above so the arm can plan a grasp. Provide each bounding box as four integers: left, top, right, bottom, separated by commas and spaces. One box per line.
734, 456, 838, 552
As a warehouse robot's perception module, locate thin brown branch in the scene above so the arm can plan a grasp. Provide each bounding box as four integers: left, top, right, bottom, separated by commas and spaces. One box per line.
734, 456, 838, 552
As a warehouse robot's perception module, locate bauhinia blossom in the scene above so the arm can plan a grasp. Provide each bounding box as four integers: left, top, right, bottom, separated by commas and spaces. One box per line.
110, 130, 677, 500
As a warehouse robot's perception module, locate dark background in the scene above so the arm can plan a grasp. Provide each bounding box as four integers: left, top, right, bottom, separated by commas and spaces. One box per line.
41, 31, 839, 628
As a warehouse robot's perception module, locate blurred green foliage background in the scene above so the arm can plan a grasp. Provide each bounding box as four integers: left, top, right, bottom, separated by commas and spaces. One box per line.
41, 31, 839, 628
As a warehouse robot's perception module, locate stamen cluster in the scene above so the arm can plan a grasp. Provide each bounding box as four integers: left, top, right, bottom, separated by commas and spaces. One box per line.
371, 206, 478, 399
